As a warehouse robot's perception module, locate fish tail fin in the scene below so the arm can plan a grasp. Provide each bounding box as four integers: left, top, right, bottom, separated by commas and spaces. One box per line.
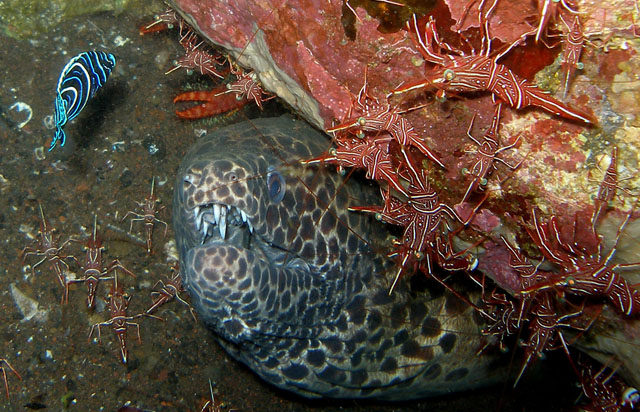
49, 128, 66, 151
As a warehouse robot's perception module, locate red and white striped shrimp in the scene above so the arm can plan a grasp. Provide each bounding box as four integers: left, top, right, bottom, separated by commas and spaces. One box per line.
396, 14, 597, 125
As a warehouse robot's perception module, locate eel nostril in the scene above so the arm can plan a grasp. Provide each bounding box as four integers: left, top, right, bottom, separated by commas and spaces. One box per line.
184, 173, 197, 185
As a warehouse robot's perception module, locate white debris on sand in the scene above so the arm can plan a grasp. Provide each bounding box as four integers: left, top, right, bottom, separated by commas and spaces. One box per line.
10, 283, 49, 323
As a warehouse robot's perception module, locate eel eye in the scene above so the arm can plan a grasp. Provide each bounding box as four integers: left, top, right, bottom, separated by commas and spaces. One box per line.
266, 166, 286, 203
480, 177, 488, 186
443, 69, 456, 81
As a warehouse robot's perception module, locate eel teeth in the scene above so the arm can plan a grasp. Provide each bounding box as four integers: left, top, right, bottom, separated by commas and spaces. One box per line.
246, 214, 253, 233
194, 203, 252, 240
213, 204, 221, 225
200, 221, 210, 245
193, 206, 201, 230
218, 206, 227, 239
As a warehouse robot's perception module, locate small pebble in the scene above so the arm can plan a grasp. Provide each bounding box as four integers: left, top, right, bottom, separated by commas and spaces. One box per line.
154, 50, 171, 69
119, 168, 133, 188
8, 102, 33, 128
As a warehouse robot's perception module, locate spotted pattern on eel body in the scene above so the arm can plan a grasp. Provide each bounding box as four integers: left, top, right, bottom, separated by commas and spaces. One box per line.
173, 116, 506, 399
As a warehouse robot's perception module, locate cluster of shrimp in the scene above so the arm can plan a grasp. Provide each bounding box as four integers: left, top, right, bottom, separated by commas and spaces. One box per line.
20, 179, 193, 370
309, 2, 639, 410
141, 10, 274, 120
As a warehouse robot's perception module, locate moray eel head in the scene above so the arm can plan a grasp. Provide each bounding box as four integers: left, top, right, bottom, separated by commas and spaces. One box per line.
174, 117, 504, 399
174, 117, 379, 341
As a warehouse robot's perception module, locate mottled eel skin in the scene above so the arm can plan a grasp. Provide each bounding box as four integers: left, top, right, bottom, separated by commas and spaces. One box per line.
173, 116, 505, 399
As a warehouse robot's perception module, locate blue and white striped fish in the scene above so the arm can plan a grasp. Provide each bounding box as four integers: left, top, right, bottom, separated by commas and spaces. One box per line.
50, 51, 116, 151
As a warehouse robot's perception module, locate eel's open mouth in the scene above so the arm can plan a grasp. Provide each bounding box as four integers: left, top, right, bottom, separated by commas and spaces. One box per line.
190, 199, 307, 269
192, 202, 254, 248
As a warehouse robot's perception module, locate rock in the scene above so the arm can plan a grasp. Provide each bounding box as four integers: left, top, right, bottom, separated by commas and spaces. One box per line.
10, 283, 49, 323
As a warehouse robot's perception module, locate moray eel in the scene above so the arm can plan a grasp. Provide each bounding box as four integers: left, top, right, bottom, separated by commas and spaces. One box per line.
173, 116, 505, 399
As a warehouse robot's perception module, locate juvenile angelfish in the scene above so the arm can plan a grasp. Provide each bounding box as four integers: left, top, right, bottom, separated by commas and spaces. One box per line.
50, 51, 116, 151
